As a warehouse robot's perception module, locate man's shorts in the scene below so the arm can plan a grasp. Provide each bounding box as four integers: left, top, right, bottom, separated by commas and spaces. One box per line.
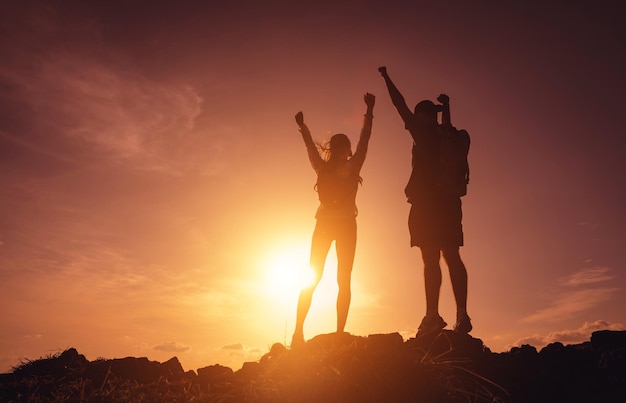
408, 194, 463, 248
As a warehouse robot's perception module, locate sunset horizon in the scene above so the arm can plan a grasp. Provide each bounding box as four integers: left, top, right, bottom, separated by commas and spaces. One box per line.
1, 1, 624, 375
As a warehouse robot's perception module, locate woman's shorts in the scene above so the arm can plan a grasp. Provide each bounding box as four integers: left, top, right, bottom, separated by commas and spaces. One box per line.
313, 216, 357, 242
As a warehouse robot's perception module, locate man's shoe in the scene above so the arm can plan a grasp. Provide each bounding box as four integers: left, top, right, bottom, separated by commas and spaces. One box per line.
453, 314, 473, 333
416, 314, 447, 337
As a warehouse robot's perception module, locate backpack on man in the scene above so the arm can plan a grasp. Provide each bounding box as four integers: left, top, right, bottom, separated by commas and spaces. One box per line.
437, 94, 470, 197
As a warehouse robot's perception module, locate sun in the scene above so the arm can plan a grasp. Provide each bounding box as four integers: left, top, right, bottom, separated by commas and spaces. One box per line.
260, 240, 341, 326
263, 245, 315, 301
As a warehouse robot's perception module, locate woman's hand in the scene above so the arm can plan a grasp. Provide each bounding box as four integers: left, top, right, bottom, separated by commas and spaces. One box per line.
364, 93, 375, 109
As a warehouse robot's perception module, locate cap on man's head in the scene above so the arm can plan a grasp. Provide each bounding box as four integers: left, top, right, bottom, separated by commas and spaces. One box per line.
414, 100, 443, 116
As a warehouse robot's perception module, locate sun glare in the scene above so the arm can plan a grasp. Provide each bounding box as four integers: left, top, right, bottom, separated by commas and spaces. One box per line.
261, 240, 341, 336
264, 244, 315, 301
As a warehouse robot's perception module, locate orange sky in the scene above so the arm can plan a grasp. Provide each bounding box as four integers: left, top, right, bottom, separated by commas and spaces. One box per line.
1, 1, 625, 373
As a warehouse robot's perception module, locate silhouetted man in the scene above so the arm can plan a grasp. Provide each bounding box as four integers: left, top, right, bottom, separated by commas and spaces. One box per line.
378, 66, 472, 336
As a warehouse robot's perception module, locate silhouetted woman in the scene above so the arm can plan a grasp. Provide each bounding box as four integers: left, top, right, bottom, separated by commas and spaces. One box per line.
292, 93, 375, 346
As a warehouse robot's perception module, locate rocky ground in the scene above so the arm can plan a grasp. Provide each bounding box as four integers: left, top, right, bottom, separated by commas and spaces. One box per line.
1, 330, 625, 402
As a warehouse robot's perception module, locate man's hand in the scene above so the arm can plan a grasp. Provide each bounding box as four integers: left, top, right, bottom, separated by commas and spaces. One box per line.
378, 66, 387, 76
295, 111, 304, 127
437, 94, 450, 105
364, 93, 376, 108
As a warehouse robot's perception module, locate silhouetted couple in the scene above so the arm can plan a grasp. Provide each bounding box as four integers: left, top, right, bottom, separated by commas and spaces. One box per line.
292, 67, 471, 347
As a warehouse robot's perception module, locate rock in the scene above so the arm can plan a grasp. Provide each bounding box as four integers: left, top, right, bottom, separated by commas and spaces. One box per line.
305, 332, 366, 351
85, 356, 184, 385
591, 330, 626, 372
160, 357, 185, 379
3, 331, 626, 402
236, 361, 262, 380
405, 330, 485, 363
366, 332, 404, 350
196, 364, 233, 386
260, 342, 288, 364
591, 330, 626, 352
10, 347, 87, 379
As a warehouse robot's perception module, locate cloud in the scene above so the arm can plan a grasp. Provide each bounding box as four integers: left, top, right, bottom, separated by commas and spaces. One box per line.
213, 342, 265, 370
220, 343, 244, 351
521, 287, 619, 323
218, 343, 265, 363
511, 320, 624, 349
0, 5, 210, 176
6, 54, 202, 173
522, 267, 619, 323
1, 2, 257, 184
153, 341, 191, 353
559, 267, 613, 286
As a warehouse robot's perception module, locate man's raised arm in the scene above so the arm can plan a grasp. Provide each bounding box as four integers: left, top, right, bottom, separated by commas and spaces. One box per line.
378, 66, 412, 124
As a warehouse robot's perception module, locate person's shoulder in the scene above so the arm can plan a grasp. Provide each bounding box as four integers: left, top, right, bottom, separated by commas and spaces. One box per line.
405, 116, 423, 131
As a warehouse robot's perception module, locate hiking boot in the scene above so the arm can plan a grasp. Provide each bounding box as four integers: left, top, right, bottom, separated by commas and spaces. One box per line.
453, 314, 473, 333
416, 314, 447, 337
